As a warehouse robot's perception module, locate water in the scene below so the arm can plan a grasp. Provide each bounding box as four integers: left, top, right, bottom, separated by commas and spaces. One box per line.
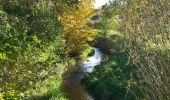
82, 48, 101, 72
62, 48, 108, 100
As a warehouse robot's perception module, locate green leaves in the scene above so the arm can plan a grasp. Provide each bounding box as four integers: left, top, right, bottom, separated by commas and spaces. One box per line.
32, 35, 39, 44
0, 1, 66, 99
0, 13, 25, 58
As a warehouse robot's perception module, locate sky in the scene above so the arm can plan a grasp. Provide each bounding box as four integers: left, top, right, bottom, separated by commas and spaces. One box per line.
94, 0, 110, 8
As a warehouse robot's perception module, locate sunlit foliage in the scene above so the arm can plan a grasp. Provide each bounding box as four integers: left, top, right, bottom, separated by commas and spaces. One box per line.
0, 0, 66, 99
58, 0, 96, 56
120, 0, 170, 99
83, 0, 170, 99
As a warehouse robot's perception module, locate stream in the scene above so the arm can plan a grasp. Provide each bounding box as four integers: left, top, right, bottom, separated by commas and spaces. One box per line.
62, 48, 109, 100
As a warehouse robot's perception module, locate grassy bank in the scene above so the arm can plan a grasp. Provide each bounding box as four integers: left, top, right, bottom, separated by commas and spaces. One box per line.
81, 52, 147, 100
80, 47, 95, 61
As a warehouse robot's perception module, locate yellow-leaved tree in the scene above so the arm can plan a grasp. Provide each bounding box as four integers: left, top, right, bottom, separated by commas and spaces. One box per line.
58, 0, 96, 57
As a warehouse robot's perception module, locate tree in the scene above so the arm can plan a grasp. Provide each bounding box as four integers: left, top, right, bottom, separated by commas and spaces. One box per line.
58, 0, 96, 56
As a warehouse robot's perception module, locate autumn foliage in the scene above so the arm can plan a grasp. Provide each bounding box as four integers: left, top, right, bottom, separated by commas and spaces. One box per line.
59, 0, 96, 56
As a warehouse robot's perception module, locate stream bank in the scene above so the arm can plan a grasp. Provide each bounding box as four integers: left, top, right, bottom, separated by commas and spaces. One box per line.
61, 48, 109, 100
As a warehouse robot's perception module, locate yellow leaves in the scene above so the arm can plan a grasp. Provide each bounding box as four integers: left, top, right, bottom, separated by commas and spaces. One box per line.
57, 15, 61, 21
160, 0, 165, 2
32, 35, 39, 44
134, 0, 141, 4
127, 79, 134, 87
1, 90, 20, 100
0, 93, 3, 100
0, 52, 7, 59
58, 0, 96, 54
159, 17, 164, 23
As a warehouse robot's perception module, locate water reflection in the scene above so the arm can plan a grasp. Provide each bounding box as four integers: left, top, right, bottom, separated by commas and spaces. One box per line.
62, 48, 106, 100
82, 48, 102, 72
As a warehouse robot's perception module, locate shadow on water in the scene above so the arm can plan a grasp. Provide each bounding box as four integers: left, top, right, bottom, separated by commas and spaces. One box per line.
61, 48, 109, 100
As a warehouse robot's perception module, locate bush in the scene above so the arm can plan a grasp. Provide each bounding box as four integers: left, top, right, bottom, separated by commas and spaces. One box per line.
80, 46, 94, 60
81, 52, 145, 100
0, 1, 67, 99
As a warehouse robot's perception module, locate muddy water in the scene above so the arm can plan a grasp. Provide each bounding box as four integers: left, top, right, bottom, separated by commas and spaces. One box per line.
62, 48, 109, 100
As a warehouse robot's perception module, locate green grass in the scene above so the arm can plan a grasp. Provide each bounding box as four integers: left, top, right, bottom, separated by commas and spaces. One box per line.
80, 47, 94, 60
81, 52, 145, 100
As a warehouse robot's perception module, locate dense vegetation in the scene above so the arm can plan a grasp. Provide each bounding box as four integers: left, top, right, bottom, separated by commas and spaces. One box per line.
82, 0, 170, 100
0, 0, 94, 99
0, 0, 66, 99
0, 0, 169, 100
